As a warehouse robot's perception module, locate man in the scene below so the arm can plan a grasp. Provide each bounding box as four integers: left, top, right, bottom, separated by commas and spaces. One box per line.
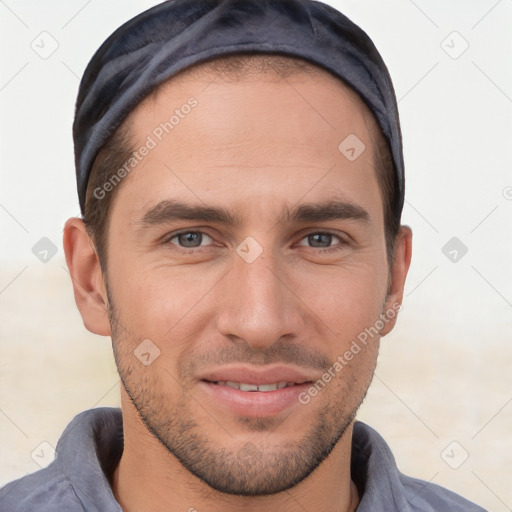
0, 0, 487, 510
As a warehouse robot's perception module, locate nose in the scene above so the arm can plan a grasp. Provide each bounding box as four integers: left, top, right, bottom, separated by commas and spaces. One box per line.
216, 245, 304, 350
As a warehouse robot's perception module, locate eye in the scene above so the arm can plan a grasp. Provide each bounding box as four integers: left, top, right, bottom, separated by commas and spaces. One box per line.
164, 230, 348, 254
297, 232, 346, 251
168, 231, 214, 249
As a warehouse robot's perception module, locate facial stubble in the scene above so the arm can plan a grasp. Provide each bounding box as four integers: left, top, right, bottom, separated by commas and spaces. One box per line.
106, 284, 378, 496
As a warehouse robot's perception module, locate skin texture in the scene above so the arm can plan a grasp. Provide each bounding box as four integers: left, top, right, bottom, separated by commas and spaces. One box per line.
64, 67, 412, 512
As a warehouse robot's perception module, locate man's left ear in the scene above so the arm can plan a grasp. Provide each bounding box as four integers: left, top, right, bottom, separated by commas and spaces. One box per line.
380, 225, 412, 337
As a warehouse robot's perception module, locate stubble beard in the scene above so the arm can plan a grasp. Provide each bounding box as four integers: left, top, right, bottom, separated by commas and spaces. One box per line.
107, 291, 377, 496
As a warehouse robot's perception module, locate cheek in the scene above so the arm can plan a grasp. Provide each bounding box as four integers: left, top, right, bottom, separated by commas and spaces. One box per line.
289, 259, 388, 341
107, 258, 225, 344
109, 256, 388, 343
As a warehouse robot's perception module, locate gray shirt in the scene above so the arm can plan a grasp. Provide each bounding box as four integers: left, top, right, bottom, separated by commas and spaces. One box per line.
0, 407, 487, 511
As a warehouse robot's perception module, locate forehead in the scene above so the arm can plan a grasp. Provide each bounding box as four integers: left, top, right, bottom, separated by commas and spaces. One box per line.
113, 60, 383, 225
129, 56, 378, 142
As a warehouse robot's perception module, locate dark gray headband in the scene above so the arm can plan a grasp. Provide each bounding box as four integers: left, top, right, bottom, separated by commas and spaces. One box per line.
73, 0, 404, 216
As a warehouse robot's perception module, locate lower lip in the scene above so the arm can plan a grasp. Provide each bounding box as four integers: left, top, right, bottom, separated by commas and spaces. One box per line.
199, 381, 311, 417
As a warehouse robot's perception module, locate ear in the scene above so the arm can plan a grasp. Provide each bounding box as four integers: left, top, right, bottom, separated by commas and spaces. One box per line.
380, 225, 412, 337
63, 217, 111, 336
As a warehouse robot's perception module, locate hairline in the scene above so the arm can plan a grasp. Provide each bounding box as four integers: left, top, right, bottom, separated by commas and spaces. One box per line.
83, 54, 399, 271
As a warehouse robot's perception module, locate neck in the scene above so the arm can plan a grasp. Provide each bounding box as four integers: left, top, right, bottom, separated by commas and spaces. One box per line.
111, 393, 359, 512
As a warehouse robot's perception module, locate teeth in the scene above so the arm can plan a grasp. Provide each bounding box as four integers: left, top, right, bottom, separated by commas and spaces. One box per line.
215, 381, 292, 392
239, 383, 259, 392
258, 383, 278, 392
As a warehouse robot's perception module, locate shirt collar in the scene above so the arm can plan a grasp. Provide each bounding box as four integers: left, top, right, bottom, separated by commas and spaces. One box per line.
57, 407, 123, 512
56, 407, 412, 511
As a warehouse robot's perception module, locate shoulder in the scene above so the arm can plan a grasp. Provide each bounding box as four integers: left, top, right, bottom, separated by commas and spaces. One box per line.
0, 407, 123, 512
0, 465, 84, 512
400, 473, 488, 512
352, 421, 488, 512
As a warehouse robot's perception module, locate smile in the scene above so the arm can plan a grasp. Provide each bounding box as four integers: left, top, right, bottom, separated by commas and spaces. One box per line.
209, 381, 300, 392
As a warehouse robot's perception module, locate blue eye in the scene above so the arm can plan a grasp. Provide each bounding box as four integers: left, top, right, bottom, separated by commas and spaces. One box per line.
165, 230, 346, 254
168, 231, 214, 248
298, 232, 344, 250
306, 233, 334, 248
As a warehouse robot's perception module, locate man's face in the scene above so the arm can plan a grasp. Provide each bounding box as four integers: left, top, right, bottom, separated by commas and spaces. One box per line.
104, 68, 395, 494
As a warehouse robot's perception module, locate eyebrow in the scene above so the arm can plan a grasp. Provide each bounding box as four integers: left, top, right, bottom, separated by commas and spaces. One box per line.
137, 198, 370, 229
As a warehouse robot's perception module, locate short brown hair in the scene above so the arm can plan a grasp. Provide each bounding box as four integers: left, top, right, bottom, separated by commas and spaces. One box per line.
83, 54, 399, 269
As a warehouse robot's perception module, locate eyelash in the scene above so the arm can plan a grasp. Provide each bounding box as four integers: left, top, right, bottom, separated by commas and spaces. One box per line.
164, 230, 348, 254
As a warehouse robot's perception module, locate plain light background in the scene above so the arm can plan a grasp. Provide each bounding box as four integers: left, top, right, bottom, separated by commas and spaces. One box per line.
1, 1, 511, 511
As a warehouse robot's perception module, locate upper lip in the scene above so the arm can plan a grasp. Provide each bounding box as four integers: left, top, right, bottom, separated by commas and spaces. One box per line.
199, 365, 316, 386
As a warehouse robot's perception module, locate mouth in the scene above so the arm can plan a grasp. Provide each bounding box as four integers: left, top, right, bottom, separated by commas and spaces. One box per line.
197, 366, 316, 417
204, 380, 308, 392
